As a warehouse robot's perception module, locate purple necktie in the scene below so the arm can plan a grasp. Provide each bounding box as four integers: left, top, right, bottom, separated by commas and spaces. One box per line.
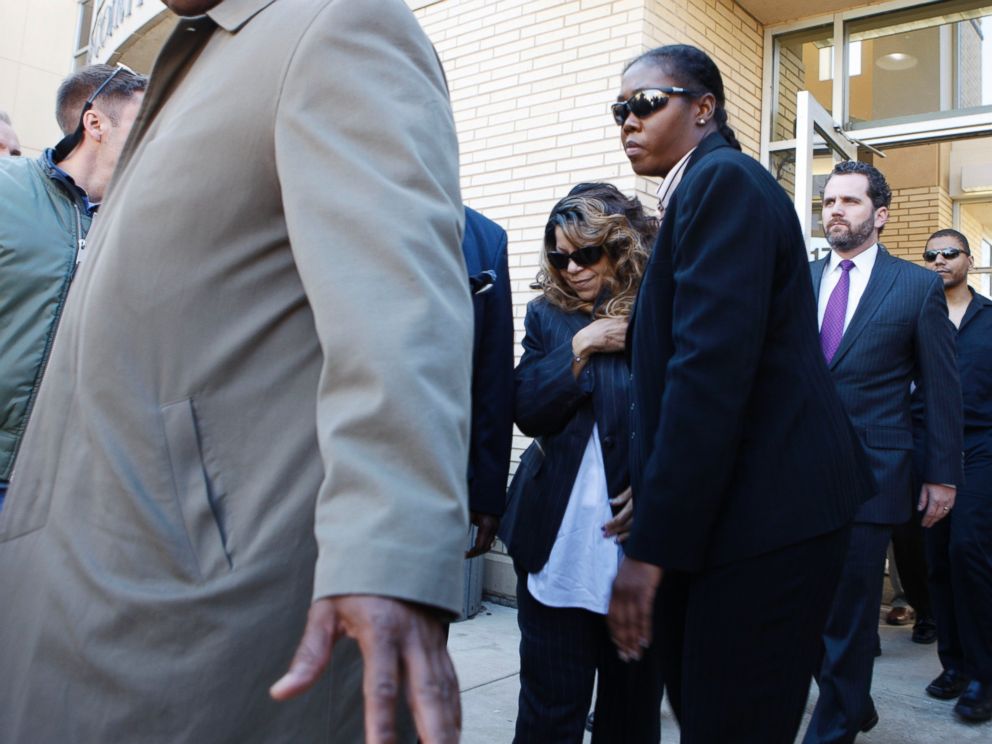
820, 259, 855, 363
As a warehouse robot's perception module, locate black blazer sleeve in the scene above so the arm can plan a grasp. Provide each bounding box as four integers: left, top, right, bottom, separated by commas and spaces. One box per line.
626, 159, 775, 570
514, 301, 594, 438
915, 275, 964, 486
467, 231, 515, 516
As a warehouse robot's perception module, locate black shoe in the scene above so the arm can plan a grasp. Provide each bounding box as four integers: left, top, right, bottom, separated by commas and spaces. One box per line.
861, 699, 879, 732
927, 669, 972, 700
912, 616, 938, 644
585, 712, 594, 733
954, 681, 992, 723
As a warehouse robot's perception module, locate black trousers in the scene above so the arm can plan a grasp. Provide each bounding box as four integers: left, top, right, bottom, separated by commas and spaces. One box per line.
926, 471, 992, 683
513, 572, 664, 744
804, 523, 891, 744
661, 526, 850, 744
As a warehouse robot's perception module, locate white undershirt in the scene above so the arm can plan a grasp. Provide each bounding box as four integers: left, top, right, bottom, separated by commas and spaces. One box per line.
817, 243, 878, 332
527, 424, 624, 615
655, 147, 696, 219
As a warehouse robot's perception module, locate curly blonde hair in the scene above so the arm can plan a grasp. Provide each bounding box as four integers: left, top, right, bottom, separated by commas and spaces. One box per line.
534, 183, 656, 318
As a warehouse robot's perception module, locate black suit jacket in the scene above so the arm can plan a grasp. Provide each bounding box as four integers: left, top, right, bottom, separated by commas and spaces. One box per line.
499, 298, 631, 573
811, 247, 963, 524
625, 132, 875, 573
913, 288, 990, 489
462, 207, 514, 516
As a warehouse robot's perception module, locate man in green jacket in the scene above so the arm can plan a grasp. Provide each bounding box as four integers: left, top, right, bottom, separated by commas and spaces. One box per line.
0, 64, 145, 509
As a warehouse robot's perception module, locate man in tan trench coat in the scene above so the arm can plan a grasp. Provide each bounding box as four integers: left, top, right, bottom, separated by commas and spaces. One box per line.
0, 1, 472, 742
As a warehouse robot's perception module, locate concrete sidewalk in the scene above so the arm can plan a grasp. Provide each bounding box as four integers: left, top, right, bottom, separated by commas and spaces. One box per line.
448, 602, 991, 743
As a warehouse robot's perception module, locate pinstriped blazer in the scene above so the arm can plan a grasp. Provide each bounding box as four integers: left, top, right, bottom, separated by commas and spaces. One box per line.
811, 246, 963, 524
499, 298, 632, 574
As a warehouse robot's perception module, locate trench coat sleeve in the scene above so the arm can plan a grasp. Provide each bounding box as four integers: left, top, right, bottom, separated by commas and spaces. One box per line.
514, 302, 594, 438
625, 159, 774, 572
273, 0, 472, 614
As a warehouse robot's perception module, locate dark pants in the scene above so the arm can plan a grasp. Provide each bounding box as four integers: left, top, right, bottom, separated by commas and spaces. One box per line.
0, 480, 6, 511
513, 572, 664, 744
926, 470, 992, 683
805, 523, 892, 744
660, 526, 850, 744
891, 507, 932, 616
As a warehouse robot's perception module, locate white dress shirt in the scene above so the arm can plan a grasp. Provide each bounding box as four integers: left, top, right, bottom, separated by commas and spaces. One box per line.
528, 424, 624, 615
656, 147, 696, 219
817, 243, 878, 332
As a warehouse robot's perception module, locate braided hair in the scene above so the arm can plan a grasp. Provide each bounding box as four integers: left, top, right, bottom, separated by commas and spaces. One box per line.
626, 45, 742, 152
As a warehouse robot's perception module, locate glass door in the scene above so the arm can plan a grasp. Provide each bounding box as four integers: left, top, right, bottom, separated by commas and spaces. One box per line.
769, 91, 860, 261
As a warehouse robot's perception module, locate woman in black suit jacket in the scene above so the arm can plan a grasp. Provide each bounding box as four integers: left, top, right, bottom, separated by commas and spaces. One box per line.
499, 184, 661, 743
605, 46, 875, 744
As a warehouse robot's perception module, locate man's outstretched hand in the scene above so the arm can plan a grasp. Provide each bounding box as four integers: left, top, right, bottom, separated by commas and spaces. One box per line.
270, 595, 460, 744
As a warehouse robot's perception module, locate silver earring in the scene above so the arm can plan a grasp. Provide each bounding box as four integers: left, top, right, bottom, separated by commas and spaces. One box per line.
697, 118, 706, 125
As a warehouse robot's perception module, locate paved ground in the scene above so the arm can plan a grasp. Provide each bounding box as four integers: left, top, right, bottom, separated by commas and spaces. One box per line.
448, 602, 991, 743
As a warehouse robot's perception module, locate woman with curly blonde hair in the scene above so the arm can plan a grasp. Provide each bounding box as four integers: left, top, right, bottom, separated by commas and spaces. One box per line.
499, 182, 660, 743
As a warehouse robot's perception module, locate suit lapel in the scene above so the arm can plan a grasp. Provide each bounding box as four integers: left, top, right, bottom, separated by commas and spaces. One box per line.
828, 247, 899, 370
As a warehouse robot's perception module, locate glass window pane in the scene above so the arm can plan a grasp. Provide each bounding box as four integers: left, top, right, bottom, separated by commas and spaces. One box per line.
773, 25, 834, 142
847, 0, 992, 128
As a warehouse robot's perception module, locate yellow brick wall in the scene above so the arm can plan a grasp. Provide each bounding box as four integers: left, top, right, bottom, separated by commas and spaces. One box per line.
644, 0, 763, 155
883, 185, 951, 265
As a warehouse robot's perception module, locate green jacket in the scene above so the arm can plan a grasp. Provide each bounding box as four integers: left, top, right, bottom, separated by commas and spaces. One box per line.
0, 153, 92, 480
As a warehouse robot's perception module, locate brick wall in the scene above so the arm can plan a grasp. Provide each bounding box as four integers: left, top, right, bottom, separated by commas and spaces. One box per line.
882, 185, 953, 265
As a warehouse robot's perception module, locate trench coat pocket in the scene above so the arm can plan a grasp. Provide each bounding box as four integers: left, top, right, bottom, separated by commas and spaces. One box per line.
162, 398, 231, 580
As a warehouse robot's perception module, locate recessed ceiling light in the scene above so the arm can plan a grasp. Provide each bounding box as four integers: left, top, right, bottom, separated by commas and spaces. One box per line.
876, 52, 918, 71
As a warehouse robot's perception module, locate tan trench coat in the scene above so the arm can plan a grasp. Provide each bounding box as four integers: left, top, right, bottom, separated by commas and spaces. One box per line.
0, 0, 471, 741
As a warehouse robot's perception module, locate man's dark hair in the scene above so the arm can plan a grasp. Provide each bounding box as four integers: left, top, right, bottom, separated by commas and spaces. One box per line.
55, 65, 147, 135
928, 228, 970, 255
826, 161, 892, 210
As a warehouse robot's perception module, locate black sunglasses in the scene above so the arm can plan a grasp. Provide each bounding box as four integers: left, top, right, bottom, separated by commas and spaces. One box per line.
923, 248, 968, 262
52, 65, 133, 163
610, 87, 702, 126
547, 244, 604, 270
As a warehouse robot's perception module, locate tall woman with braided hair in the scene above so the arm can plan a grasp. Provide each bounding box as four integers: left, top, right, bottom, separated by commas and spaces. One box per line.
606, 45, 875, 743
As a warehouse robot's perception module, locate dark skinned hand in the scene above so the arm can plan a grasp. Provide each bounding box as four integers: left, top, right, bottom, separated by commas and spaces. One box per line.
466, 511, 501, 559
607, 558, 663, 662
270, 595, 460, 744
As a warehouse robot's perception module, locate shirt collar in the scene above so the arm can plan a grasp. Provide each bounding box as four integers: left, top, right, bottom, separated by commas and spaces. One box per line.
42, 148, 98, 215
829, 242, 878, 274
656, 147, 696, 215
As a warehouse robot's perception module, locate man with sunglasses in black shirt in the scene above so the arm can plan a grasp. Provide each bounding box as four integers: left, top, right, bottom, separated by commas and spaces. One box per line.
0, 64, 145, 511
916, 228, 992, 723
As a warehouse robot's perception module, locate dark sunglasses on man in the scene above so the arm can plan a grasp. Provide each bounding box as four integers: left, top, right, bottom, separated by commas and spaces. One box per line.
923, 247, 969, 262
52, 64, 134, 163
546, 244, 604, 270
610, 87, 702, 126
